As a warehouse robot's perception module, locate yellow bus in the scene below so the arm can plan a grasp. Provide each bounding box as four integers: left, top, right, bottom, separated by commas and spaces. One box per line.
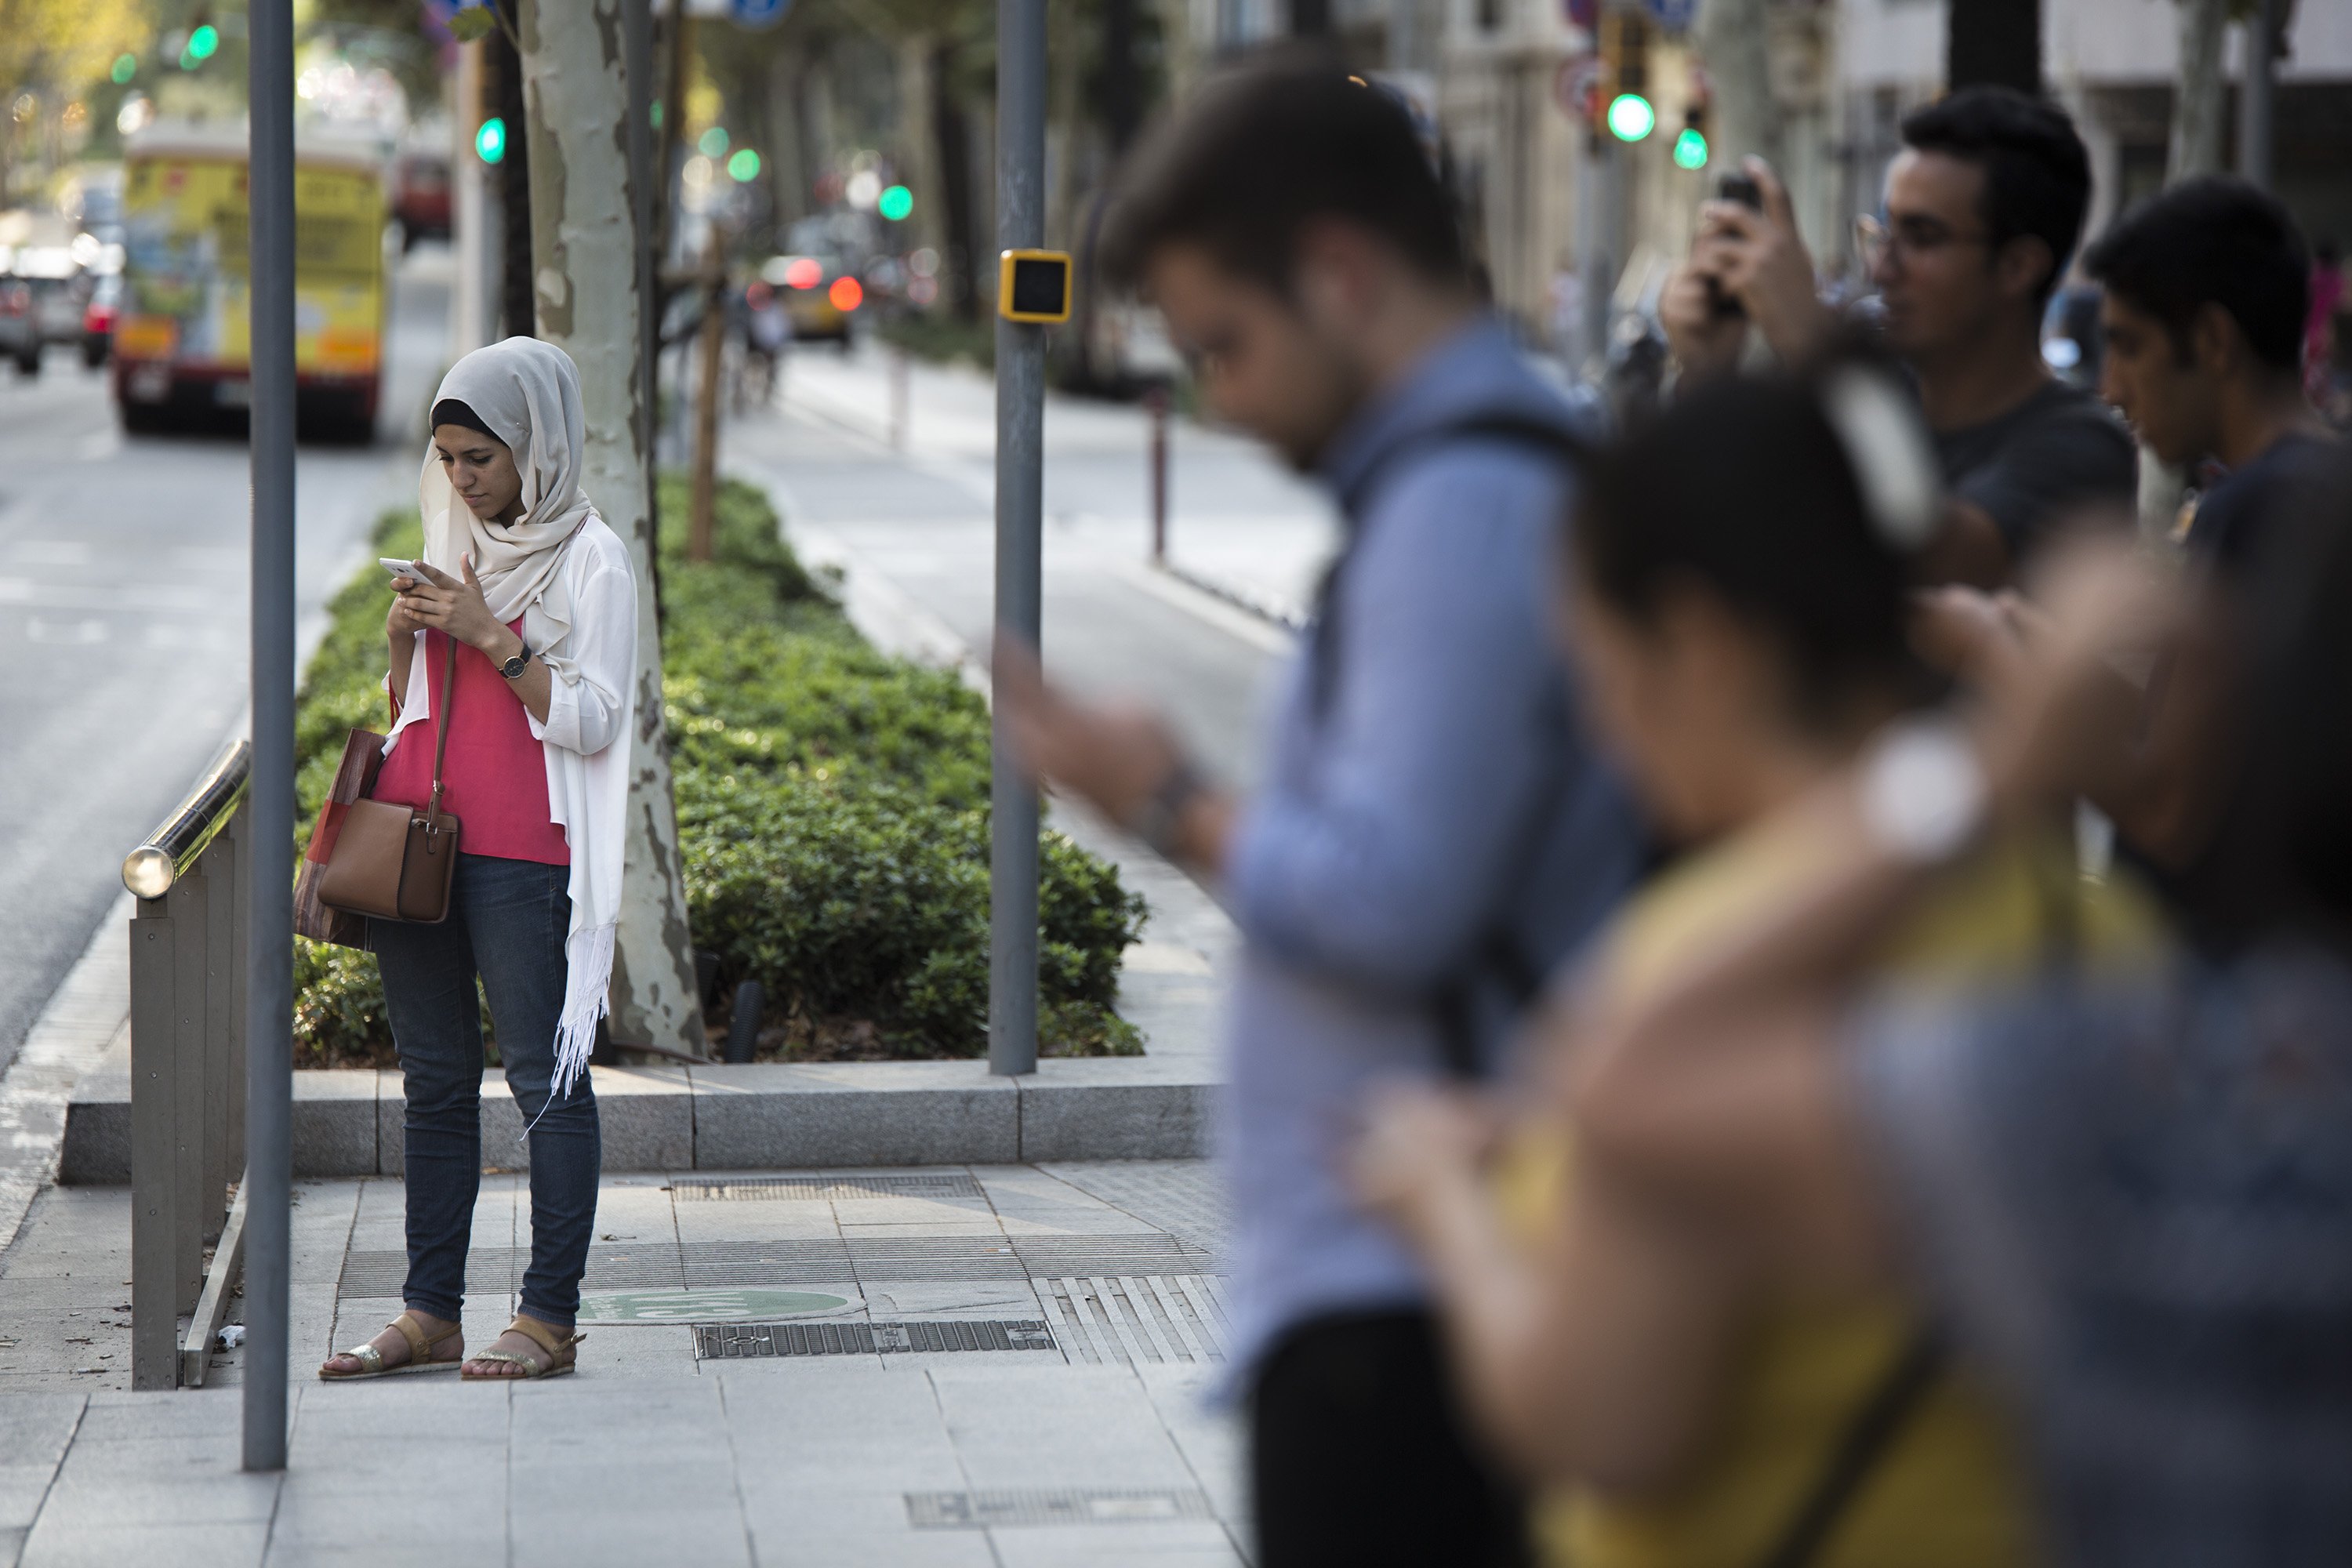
115, 123, 387, 440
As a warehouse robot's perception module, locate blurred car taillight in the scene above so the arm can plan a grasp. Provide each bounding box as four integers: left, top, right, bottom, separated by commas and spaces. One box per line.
0, 282, 28, 314
83, 301, 114, 335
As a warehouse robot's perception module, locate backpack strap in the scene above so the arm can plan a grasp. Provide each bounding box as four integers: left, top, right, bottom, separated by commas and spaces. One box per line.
1751, 1326, 1948, 1568
1310, 412, 1589, 722
1308, 412, 1591, 1076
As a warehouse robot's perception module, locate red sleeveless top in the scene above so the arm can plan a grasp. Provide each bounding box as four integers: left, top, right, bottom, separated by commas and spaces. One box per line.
375, 623, 571, 865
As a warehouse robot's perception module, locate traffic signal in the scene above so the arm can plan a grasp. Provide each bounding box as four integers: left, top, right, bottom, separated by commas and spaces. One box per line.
1597, 9, 1653, 143
1674, 104, 1709, 169
476, 116, 506, 164
878, 184, 913, 222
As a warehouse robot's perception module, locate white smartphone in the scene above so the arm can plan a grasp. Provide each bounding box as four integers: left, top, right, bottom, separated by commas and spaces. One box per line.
380, 557, 420, 580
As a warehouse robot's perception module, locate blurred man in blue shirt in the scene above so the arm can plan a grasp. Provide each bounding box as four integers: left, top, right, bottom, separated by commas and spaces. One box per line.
1000, 51, 1642, 1568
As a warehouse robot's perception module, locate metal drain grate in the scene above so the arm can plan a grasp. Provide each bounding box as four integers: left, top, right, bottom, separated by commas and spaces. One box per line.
695, 1319, 1055, 1359
1034, 1275, 1230, 1365
906, 1489, 1215, 1529
672, 1174, 984, 1203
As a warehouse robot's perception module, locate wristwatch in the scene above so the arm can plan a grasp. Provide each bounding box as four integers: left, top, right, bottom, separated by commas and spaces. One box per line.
1127, 759, 1204, 859
499, 641, 534, 681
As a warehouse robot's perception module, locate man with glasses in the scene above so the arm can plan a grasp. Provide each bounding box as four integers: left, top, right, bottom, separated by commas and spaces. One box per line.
1663, 86, 2135, 587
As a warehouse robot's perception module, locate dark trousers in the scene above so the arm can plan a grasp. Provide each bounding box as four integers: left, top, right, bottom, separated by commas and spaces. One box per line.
372, 854, 599, 1328
1251, 1310, 1532, 1568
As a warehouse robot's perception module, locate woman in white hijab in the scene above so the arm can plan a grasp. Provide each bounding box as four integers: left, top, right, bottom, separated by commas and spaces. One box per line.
319, 338, 634, 1384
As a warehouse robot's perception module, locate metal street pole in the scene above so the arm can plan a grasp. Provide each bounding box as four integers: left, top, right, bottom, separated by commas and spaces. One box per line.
2238, 0, 2282, 191
242, 0, 296, 1475
990, 0, 1045, 1078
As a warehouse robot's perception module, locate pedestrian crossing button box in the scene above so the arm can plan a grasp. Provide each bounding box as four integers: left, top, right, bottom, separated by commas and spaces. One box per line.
999, 250, 1073, 324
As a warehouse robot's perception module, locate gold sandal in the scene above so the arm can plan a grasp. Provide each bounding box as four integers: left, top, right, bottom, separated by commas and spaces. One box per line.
461, 1315, 583, 1381
318, 1310, 462, 1381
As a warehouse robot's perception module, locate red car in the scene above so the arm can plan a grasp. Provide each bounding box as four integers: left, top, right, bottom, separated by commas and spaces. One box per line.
392, 152, 450, 249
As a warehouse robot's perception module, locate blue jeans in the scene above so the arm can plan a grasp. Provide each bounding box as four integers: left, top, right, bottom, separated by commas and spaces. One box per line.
372, 854, 599, 1328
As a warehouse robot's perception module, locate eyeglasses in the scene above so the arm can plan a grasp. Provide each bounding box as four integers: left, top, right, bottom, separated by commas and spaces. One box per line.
1855, 212, 1994, 273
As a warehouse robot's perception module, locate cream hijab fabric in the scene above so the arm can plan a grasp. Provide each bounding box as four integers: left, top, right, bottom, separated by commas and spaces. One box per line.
419, 336, 595, 621
405, 337, 629, 1104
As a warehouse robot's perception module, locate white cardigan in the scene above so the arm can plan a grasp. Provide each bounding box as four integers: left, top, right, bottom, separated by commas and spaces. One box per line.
383, 517, 639, 1095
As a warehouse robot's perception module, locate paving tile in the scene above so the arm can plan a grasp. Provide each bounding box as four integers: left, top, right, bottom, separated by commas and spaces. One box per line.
670, 1203, 844, 1243
859, 1280, 1044, 1320
511, 1512, 753, 1568
838, 1218, 1009, 1240
985, 1523, 1247, 1567
41, 1464, 281, 1527
568, 1323, 698, 1377
264, 1539, 506, 1568
0, 1189, 132, 1282
828, 1193, 999, 1226
1137, 1363, 1249, 1529
753, 1525, 1000, 1568
0, 1393, 84, 1532
928, 1364, 1196, 1492
21, 1519, 270, 1568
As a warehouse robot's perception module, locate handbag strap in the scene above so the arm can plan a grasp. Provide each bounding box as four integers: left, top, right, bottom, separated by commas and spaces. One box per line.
424, 630, 457, 830
1750, 1326, 1947, 1568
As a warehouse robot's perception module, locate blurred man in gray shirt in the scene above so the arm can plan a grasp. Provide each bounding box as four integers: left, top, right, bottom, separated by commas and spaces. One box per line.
1000, 52, 1641, 1568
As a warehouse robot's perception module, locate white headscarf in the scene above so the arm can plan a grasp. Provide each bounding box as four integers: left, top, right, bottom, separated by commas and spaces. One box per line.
420, 336, 595, 622
410, 337, 622, 1102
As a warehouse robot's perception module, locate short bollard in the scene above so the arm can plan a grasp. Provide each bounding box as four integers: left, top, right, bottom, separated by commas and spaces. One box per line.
726, 980, 765, 1064
1145, 384, 1170, 565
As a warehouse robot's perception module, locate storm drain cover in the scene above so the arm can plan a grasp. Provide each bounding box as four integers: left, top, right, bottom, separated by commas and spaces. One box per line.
695, 1319, 1057, 1359
671, 1174, 983, 1202
906, 1489, 1214, 1529
579, 1289, 849, 1323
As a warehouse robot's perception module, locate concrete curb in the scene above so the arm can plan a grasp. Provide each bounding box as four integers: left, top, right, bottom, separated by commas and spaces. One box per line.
59, 1052, 1216, 1181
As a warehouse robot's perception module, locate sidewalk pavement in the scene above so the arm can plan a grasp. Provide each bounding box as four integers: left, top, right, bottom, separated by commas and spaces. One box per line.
0, 1160, 1248, 1566
770, 341, 1339, 627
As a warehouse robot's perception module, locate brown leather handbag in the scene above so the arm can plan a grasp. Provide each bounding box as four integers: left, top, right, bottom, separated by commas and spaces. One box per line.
305, 638, 463, 931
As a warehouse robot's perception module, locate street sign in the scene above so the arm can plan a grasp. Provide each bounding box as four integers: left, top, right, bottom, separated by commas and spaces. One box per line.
729, 0, 791, 24
1644, 0, 1697, 31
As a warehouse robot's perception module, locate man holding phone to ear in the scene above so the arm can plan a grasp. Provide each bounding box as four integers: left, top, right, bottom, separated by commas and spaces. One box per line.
1662, 87, 2135, 588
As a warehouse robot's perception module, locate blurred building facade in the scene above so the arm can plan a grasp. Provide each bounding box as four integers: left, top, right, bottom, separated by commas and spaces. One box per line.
1839, 0, 2352, 273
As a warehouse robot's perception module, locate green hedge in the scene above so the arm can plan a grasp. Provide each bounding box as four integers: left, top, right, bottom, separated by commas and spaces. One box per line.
292, 476, 1145, 1066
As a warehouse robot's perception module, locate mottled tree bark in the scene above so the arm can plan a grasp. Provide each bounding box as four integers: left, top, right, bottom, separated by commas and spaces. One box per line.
519, 0, 710, 1058
2169, 0, 2230, 181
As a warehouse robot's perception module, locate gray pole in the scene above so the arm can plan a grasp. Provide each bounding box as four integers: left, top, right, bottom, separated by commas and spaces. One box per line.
623, 0, 660, 535
990, 0, 1045, 1078
2238, 0, 2281, 191
242, 0, 296, 1475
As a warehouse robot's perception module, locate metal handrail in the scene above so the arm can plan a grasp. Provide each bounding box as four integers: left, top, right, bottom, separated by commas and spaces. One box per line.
122, 739, 252, 900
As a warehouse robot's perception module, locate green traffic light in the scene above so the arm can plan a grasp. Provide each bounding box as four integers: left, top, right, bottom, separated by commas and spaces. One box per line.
726, 148, 760, 182
1607, 93, 1656, 143
476, 115, 506, 165
1673, 125, 1708, 169
188, 24, 220, 60
111, 53, 137, 85
698, 126, 728, 158
877, 184, 913, 222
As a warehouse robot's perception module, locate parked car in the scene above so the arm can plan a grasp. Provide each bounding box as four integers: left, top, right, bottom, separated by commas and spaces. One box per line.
0, 277, 42, 374
391, 150, 450, 249
0, 209, 87, 374
81, 274, 122, 368
759, 252, 854, 348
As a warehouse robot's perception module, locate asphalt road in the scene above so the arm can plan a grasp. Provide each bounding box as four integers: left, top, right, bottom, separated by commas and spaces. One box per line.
729, 339, 1342, 793
0, 243, 453, 1069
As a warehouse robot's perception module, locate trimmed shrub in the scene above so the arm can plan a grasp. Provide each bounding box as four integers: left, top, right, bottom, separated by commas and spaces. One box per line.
290, 477, 1145, 1066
